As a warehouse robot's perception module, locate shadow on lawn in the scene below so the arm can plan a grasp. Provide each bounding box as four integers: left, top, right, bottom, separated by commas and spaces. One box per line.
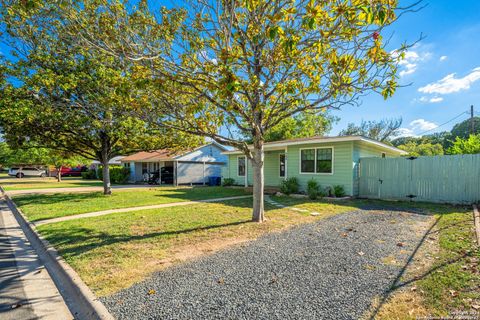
367, 204, 476, 319
40, 219, 252, 258
13, 186, 251, 207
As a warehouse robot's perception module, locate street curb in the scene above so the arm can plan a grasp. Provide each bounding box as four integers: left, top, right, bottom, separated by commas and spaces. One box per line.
0, 186, 115, 320
474, 204, 480, 246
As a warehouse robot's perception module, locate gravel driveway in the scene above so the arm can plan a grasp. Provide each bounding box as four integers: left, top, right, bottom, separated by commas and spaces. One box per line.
102, 208, 432, 320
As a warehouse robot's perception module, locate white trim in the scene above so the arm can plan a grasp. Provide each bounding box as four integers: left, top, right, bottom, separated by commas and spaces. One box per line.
237, 155, 246, 177
222, 136, 407, 155
279, 153, 286, 178
298, 146, 334, 175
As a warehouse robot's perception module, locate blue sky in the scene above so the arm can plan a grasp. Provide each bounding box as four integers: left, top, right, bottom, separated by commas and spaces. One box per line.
330, 0, 480, 136
2, 1, 480, 139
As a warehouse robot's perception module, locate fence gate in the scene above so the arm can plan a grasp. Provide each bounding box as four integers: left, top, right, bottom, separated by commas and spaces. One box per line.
359, 154, 480, 204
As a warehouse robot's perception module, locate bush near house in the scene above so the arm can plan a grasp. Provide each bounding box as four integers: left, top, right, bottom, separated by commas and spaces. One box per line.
333, 185, 346, 197
280, 177, 299, 195
81, 169, 97, 180
307, 179, 325, 200
97, 166, 130, 184
222, 177, 235, 186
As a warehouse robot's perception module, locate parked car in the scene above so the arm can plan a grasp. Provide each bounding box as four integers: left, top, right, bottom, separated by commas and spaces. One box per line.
8, 167, 47, 178
57, 166, 88, 177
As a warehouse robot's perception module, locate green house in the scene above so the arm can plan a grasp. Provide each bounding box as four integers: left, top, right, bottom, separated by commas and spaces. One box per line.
222, 136, 406, 196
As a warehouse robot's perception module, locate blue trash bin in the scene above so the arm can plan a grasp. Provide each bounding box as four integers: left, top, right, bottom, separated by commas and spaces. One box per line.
209, 176, 221, 186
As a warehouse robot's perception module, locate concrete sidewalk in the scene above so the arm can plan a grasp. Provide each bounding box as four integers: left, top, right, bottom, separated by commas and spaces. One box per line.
35, 195, 254, 226
6, 184, 156, 196
0, 196, 72, 319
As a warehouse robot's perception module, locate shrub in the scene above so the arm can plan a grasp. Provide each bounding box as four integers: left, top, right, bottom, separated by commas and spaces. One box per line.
333, 185, 346, 198
307, 179, 320, 200
97, 166, 130, 184
280, 177, 299, 195
222, 177, 235, 186
81, 169, 97, 180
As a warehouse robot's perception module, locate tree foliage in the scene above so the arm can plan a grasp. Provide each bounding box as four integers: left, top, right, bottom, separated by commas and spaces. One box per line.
397, 141, 444, 157
0, 0, 201, 193
450, 117, 480, 140
339, 117, 402, 142
447, 134, 480, 155
248, 112, 337, 143
67, 0, 417, 221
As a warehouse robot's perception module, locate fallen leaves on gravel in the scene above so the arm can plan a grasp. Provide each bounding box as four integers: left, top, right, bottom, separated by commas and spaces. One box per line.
148, 289, 156, 295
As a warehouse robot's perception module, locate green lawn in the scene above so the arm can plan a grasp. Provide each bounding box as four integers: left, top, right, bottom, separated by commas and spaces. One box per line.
14, 186, 251, 221
371, 203, 479, 318
0, 177, 103, 191
416, 206, 480, 315
37, 197, 354, 296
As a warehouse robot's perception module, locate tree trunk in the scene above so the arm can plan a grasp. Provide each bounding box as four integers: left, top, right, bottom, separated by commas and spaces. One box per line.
57, 166, 62, 182
102, 159, 112, 195
251, 142, 265, 222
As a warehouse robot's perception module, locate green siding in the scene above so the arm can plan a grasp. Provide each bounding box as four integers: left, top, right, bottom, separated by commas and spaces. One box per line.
286, 141, 354, 195
224, 139, 402, 196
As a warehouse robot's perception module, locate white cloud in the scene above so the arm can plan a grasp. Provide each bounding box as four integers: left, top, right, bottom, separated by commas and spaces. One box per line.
397, 119, 438, 137
418, 67, 480, 94
439, 55, 448, 62
418, 96, 444, 103
429, 97, 444, 103
395, 50, 431, 77
410, 119, 438, 131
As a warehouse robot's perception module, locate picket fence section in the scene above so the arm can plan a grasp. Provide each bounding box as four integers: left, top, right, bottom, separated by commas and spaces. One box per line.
359, 154, 480, 204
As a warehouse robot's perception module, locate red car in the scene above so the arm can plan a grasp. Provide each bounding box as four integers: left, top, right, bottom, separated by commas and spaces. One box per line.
55, 166, 88, 177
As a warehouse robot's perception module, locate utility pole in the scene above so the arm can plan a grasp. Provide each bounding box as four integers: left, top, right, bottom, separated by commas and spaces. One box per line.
471, 105, 475, 135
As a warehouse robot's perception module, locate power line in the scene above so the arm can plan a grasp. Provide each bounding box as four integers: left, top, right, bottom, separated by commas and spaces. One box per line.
417, 110, 470, 136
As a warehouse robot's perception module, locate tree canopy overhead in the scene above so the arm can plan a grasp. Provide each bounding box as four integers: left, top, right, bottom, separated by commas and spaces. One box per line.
66, 0, 419, 221
0, 0, 201, 193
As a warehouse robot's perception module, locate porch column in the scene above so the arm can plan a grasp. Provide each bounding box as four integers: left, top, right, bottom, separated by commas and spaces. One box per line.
174, 161, 178, 186
158, 161, 161, 185
284, 147, 288, 180
203, 161, 206, 185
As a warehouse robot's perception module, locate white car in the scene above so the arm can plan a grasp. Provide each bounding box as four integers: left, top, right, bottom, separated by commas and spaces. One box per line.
8, 167, 47, 178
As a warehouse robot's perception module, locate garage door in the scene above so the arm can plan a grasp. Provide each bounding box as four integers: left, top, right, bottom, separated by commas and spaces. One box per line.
176, 162, 223, 185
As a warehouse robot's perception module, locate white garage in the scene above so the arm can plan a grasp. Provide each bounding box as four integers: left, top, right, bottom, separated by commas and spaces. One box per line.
121, 142, 227, 185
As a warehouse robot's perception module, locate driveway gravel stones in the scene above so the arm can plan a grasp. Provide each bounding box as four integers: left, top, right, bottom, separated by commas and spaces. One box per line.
101, 208, 432, 320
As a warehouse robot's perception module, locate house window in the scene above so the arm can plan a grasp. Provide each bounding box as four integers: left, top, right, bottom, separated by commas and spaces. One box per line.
300, 147, 333, 174
238, 156, 246, 176
279, 154, 286, 177
316, 148, 332, 173
300, 149, 315, 173
142, 163, 148, 174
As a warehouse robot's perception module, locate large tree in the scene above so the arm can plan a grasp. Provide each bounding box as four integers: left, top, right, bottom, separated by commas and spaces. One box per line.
339, 117, 403, 142
447, 134, 480, 155
245, 112, 337, 143
71, 0, 417, 221
0, 1, 200, 194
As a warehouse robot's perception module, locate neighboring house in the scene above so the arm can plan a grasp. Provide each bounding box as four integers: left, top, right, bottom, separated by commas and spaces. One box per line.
91, 156, 125, 170
222, 136, 407, 196
121, 142, 227, 184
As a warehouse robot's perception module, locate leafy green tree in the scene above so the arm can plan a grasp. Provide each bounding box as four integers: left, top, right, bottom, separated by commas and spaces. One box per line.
70, 0, 416, 221
339, 118, 402, 142
450, 117, 480, 140
397, 141, 444, 157
447, 134, 480, 155
245, 112, 337, 143
0, 1, 200, 194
